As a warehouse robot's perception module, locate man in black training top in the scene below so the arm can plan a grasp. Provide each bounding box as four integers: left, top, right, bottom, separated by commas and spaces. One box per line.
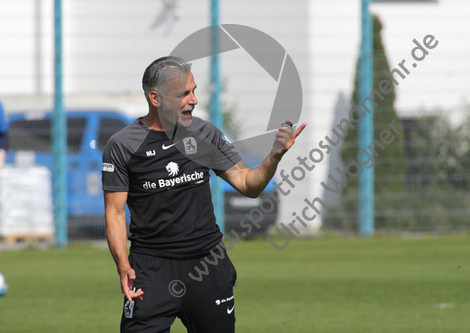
102, 56, 306, 333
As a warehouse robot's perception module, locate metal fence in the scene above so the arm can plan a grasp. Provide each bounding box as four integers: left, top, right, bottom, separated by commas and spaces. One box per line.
319, 1, 470, 234
0, 0, 469, 243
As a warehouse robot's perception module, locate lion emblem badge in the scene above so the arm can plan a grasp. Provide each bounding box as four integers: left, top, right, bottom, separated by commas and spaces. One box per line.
166, 162, 179, 177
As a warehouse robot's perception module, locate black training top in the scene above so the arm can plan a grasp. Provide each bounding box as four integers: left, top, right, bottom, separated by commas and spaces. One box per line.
102, 116, 242, 259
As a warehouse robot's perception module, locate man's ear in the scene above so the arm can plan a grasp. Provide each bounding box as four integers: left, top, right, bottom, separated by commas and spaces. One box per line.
149, 91, 162, 107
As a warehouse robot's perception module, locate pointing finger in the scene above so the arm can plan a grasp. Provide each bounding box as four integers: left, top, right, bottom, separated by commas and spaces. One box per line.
293, 123, 307, 138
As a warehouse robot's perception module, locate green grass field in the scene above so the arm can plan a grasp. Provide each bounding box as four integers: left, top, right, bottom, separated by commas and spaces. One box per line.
1, 234, 469, 333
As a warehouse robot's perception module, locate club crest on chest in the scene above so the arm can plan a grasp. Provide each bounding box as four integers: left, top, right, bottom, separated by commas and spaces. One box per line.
183, 137, 197, 155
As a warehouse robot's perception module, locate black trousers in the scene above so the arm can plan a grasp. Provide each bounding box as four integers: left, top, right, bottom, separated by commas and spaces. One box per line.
121, 245, 237, 333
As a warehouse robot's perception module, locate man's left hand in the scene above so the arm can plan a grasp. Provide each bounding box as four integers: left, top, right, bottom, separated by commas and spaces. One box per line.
271, 121, 307, 159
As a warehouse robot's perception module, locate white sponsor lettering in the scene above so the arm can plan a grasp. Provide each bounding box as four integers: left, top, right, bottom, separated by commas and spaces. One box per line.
155, 171, 204, 189
102, 163, 114, 172
143, 181, 157, 189
144, 171, 205, 190
215, 295, 234, 306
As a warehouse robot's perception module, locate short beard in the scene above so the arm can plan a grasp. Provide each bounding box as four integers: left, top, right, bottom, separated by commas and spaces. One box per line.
157, 102, 189, 130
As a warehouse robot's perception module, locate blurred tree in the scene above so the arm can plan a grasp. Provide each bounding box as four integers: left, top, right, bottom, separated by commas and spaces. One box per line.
341, 13, 406, 196
413, 104, 470, 192
326, 102, 470, 232
401, 115, 439, 193
324, 14, 407, 230
341, 15, 406, 226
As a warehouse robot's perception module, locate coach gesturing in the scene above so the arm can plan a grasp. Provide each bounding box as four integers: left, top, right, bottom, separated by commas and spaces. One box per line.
102, 56, 306, 333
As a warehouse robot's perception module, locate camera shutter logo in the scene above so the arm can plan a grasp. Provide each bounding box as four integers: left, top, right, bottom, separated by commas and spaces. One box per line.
170, 24, 302, 154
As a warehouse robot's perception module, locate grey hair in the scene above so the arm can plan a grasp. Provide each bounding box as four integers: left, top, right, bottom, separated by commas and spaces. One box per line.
142, 56, 191, 104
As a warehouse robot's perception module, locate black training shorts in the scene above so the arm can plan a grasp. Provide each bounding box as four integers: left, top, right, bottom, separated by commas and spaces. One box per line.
121, 245, 237, 333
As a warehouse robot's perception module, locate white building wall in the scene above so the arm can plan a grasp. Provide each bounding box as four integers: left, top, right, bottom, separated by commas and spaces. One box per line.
1, 0, 469, 232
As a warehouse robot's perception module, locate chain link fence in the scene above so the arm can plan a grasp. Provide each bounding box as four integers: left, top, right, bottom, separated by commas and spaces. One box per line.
0, 0, 468, 243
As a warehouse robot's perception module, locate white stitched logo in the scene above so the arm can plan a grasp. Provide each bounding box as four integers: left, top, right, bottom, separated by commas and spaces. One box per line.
162, 141, 179, 150
227, 304, 235, 314
146, 150, 156, 156
166, 162, 179, 177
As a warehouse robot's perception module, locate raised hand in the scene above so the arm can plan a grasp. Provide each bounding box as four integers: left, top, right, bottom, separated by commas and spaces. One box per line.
271, 121, 307, 159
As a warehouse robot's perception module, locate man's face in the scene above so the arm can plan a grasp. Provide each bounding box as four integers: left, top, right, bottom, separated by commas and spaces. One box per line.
157, 71, 197, 129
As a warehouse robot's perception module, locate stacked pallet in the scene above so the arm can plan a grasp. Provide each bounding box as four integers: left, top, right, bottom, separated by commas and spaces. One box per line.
0, 166, 54, 243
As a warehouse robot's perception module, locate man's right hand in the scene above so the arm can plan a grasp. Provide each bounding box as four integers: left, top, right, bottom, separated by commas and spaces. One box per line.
104, 191, 143, 302
120, 266, 144, 302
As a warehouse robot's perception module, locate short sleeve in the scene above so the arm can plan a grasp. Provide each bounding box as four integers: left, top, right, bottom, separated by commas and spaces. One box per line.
210, 129, 243, 176
102, 135, 129, 192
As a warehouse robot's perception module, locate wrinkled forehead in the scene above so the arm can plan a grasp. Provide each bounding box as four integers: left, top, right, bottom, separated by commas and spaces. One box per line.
164, 70, 193, 95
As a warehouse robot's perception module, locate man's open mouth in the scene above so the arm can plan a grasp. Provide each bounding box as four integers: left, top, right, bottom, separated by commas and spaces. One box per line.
182, 109, 192, 117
